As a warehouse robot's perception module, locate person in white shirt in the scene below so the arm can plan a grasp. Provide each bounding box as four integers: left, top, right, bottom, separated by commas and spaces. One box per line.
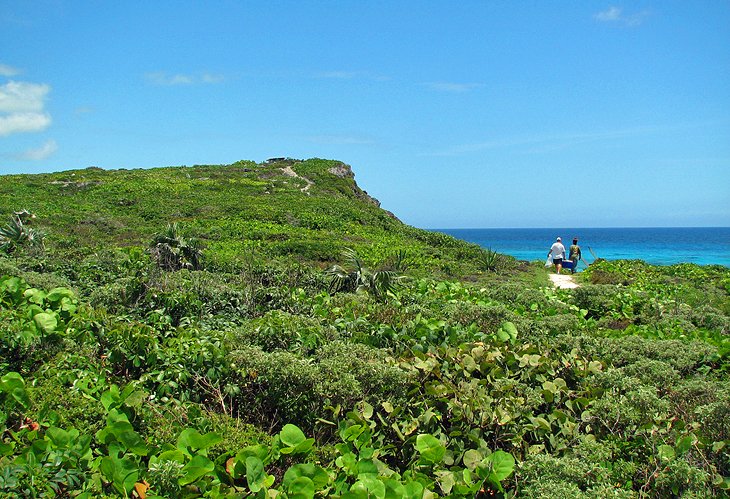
547, 237, 566, 274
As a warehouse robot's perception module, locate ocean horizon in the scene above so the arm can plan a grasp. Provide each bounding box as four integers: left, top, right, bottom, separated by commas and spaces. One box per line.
434, 227, 730, 268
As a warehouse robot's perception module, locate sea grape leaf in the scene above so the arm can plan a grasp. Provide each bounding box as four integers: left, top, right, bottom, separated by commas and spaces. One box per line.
484, 450, 515, 484
416, 434, 445, 464
179, 454, 215, 486
177, 428, 221, 454
287, 476, 315, 499
463, 449, 483, 471
283, 463, 329, 490
33, 312, 58, 334
280, 423, 306, 447
245, 456, 267, 493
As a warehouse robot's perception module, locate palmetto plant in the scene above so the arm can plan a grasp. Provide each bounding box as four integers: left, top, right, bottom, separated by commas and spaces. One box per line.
478, 247, 502, 272
150, 223, 203, 271
326, 248, 403, 300
0, 210, 45, 254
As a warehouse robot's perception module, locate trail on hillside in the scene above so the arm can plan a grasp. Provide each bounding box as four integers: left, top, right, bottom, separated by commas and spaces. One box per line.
548, 273, 580, 289
281, 166, 314, 194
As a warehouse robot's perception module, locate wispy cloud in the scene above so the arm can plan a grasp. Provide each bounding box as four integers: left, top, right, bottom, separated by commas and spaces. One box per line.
314, 70, 390, 82
0, 81, 52, 135
145, 71, 226, 86
594, 6, 650, 26
0, 63, 20, 77
423, 81, 484, 93
19, 139, 57, 160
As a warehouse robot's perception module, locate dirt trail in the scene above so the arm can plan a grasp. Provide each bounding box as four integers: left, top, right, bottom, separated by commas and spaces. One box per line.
281, 166, 313, 194
548, 273, 580, 289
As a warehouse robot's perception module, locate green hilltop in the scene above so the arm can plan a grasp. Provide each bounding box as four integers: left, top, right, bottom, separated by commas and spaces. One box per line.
0, 157, 507, 280
0, 158, 728, 498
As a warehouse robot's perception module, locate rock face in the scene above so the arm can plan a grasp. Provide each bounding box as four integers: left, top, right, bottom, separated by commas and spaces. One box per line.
328, 162, 399, 220
328, 164, 354, 179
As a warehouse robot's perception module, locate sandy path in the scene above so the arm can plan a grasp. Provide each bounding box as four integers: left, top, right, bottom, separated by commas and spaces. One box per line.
281, 166, 314, 193
548, 273, 580, 289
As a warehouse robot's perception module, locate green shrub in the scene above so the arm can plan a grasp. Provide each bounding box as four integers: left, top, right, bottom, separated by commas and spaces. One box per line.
620, 359, 680, 389
518, 452, 609, 492
652, 458, 711, 497
595, 336, 716, 374
573, 285, 617, 319
589, 385, 670, 437
234, 310, 334, 353
316, 340, 412, 403
229, 342, 411, 431
444, 300, 515, 333
32, 388, 105, 437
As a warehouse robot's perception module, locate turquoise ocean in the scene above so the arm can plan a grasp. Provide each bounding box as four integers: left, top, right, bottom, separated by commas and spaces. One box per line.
435, 227, 730, 268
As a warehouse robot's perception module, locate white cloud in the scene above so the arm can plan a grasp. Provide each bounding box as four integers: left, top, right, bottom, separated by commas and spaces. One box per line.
423, 82, 484, 93
19, 139, 57, 160
145, 71, 225, 85
0, 112, 51, 136
594, 6, 650, 26
595, 6, 622, 22
0, 81, 50, 112
0, 63, 21, 77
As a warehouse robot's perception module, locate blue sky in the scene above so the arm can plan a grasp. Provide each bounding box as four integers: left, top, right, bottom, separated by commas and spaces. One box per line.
1, 1, 728, 228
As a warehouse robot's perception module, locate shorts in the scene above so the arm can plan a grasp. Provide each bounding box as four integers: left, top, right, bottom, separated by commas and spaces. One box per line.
553, 258, 563, 265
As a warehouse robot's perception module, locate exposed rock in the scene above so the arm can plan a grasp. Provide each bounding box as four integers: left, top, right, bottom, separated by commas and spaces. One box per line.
328, 164, 353, 178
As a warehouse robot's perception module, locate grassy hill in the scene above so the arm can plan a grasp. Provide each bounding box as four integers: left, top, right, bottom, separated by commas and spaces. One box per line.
0, 158, 500, 276
0, 159, 728, 498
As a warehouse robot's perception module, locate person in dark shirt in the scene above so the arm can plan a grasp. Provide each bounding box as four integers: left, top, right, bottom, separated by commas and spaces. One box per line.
569, 238, 582, 274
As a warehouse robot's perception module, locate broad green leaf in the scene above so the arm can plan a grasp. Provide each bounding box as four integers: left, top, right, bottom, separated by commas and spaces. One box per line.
658, 445, 675, 462
100, 455, 139, 495
150, 449, 185, 465
123, 389, 147, 408
675, 435, 693, 455
179, 454, 215, 486
351, 477, 386, 499
283, 463, 329, 490
403, 481, 425, 499
435, 470, 455, 495
46, 287, 75, 304
117, 428, 148, 456
416, 434, 445, 464
46, 427, 72, 448
287, 476, 315, 499
23, 288, 45, 304
485, 450, 515, 482
280, 423, 307, 447
245, 456, 267, 493
356, 458, 379, 480
463, 449, 483, 471
33, 312, 58, 334
177, 428, 222, 454
0, 441, 14, 456
0, 372, 25, 393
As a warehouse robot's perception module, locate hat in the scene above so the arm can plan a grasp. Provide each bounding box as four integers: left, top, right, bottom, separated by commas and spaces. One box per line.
556, 237, 561, 241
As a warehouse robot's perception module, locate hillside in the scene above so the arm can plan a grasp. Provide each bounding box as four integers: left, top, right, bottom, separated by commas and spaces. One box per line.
0, 158, 497, 278
0, 159, 729, 498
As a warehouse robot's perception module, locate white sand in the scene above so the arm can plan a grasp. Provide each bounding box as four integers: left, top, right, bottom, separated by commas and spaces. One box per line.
548, 273, 580, 289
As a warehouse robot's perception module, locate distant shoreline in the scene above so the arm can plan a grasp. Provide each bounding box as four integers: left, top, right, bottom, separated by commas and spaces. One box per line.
435, 227, 730, 268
